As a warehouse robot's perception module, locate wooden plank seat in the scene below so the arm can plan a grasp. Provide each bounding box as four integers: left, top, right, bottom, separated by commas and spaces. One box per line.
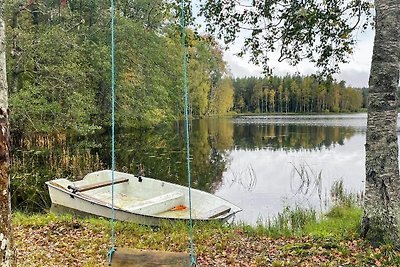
109, 248, 190, 266
200, 205, 231, 219
124, 191, 184, 215
68, 177, 129, 193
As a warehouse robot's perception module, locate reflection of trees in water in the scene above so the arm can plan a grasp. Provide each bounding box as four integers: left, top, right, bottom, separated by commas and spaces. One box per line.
116, 119, 233, 194
233, 124, 356, 151
11, 118, 234, 212
11, 118, 355, 212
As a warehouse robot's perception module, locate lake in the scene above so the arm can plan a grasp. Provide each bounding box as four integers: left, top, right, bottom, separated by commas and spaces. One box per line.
12, 113, 372, 225
216, 114, 367, 224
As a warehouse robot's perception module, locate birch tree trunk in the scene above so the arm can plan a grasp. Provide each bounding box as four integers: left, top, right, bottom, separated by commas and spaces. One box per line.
0, 0, 13, 266
362, 0, 400, 244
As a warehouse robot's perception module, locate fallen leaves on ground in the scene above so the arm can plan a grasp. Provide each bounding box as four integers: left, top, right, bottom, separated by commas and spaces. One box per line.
13, 218, 400, 266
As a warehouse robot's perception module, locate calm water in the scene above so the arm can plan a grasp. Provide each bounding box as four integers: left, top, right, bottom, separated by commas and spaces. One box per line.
217, 114, 367, 224
12, 113, 377, 225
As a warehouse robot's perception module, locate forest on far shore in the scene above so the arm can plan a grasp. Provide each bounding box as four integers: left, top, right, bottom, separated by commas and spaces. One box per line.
232, 76, 365, 114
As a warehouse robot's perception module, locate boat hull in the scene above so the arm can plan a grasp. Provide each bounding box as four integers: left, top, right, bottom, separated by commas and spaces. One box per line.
46, 170, 241, 226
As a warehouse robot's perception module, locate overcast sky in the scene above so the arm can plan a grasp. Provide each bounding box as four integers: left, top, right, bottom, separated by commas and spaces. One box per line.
193, 3, 374, 88
223, 30, 374, 88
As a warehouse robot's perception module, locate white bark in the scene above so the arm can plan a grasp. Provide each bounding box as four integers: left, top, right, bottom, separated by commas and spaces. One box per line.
0, 10, 6, 110
362, 0, 400, 244
0, 0, 13, 265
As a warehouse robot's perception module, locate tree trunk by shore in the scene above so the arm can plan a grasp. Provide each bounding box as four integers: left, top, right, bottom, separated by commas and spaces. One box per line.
0, 0, 13, 265
362, 0, 400, 245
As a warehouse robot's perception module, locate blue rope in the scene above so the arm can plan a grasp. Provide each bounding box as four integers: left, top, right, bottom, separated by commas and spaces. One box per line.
107, 0, 116, 264
181, 1, 196, 266
106, 1, 195, 265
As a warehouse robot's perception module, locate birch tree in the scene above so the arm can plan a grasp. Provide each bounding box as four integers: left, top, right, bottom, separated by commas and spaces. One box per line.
362, 0, 400, 244
0, 0, 13, 265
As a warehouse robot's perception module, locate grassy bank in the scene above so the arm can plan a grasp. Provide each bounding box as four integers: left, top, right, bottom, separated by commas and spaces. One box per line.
13, 203, 400, 267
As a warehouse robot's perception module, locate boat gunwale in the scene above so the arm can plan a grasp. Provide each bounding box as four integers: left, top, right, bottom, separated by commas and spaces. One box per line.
45, 175, 241, 221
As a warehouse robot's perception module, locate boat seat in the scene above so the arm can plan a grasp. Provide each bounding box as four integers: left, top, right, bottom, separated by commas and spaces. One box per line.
68, 177, 129, 193
124, 191, 184, 215
200, 205, 231, 219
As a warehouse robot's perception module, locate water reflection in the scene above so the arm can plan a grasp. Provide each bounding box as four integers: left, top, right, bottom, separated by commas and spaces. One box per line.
233, 124, 356, 150
113, 119, 231, 193
11, 115, 367, 225
11, 119, 233, 211
226, 164, 257, 191
289, 161, 323, 208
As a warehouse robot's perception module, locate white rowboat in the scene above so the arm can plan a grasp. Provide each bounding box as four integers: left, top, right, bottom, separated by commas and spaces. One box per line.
46, 170, 242, 226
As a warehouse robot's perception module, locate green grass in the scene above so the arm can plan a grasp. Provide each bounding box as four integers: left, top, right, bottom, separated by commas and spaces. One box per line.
13, 211, 72, 226
238, 203, 362, 240
304, 205, 362, 239
13, 200, 362, 242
